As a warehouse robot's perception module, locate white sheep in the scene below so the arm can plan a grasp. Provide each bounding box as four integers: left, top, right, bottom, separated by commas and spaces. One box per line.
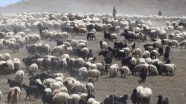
50, 81, 63, 91
107, 64, 119, 77
29, 63, 38, 75
137, 86, 152, 104
63, 77, 77, 90
169, 40, 179, 48
44, 88, 52, 94
142, 51, 150, 58
52, 92, 69, 104
52, 87, 68, 96
87, 98, 101, 104
88, 69, 101, 81
86, 82, 94, 93
90, 63, 97, 70
100, 41, 108, 50
43, 78, 56, 87
6, 59, 15, 72
80, 93, 87, 99
78, 67, 88, 80
7, 86, 21, 103
15, 70, 24, 83
120, 66, 130, 78
3, 53, 11, 61
13, 58, 21, 71
132, 48, 142, 57
55, 77, 63, 82
110, 33, 117, 41
147, 64, 158, 75
53, 73, 64, 80
179, 40, 186, 48
69, 94, 81, 104
132, 64, 148, 74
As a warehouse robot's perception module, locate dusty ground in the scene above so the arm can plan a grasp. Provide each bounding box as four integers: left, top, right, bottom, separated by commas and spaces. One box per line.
0, 26, 186, 104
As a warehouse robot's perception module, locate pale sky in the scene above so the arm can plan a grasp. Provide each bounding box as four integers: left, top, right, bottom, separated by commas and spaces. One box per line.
0, 0, 22, 7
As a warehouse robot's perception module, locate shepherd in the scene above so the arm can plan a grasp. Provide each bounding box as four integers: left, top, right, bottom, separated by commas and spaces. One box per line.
113, 7, 117, 18
158, 10, 162, 16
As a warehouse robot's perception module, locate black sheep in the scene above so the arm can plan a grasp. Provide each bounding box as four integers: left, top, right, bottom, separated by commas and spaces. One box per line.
86, 89, 95, 102
131, 89, 138, 104
140, 68, 147, 82
7, 79, 22, 89
164, 51, 169, 60
158, 47, 164, 56
87, 49, 93, 60
157, 95, 169, 104
41, 90, 53, 104
22, 84, 39, 100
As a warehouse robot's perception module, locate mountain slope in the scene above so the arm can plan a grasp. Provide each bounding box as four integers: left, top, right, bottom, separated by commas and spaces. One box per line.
0, 0, 186, 16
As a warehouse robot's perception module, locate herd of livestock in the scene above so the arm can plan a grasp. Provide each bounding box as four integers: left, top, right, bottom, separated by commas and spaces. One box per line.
0, 12, 186, 104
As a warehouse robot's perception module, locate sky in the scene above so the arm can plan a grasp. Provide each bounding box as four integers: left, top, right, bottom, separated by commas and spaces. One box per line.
0, 0, 22, 7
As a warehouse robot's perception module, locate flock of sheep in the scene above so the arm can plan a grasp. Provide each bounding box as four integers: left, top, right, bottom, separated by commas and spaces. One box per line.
0, 11, 186, 104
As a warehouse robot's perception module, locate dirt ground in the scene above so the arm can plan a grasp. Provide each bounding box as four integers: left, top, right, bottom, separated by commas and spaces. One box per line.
0, 25, 186, 104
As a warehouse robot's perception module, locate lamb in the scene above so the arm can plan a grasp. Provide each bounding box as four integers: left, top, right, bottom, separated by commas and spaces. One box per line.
52, 92, 69, 104
87, 69, 101, 81
15, 70, 24, 83
119, 66, 130, 78
29, 63, 38, 75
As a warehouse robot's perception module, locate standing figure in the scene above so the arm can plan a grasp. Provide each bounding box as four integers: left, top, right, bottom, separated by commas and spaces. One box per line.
158, 10, 162, 16
113, 7, 117, 18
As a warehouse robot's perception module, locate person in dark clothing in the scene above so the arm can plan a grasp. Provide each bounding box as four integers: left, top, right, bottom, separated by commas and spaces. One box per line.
158, 47, 164, 56
158, 10, 162, 16
113, 7, 117, 18
132, 42, 136, 50
165, 45, 170, 53
140, 68, 147, 82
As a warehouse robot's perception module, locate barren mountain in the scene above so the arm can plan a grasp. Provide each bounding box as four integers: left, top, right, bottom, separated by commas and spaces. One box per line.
0, 0, 186, 16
